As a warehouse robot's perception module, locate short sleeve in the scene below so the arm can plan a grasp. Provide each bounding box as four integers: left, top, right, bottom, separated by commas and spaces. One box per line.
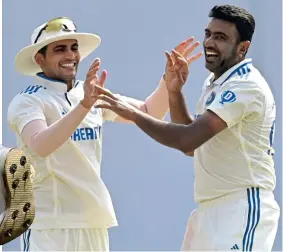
7, 94, 46, 134
207, 81, 264, 128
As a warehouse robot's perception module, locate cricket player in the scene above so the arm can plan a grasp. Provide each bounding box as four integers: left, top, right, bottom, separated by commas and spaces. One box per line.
94, 5, 280, 251
0, 146, 35, 246
7, 17, 201, 251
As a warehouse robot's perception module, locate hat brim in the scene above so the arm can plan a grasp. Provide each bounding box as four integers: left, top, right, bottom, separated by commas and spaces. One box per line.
15, 33, 101, 76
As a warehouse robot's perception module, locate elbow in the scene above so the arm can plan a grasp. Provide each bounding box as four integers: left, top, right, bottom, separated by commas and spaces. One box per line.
184, 151, 194, 157
32, 147, 50, 158
36, 150, 50, 158
180, 147, 194, 155
29, 141, 50, 158
179, 141, 195, 155
27, 134, 51, 158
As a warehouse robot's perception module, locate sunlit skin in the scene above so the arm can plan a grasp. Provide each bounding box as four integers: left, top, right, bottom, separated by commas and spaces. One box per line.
35, 39, 80, 90
203, 18, 250, 79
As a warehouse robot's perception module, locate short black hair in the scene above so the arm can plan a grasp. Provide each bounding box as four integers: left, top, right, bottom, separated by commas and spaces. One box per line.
37, 45, 48, 56
209, 5, 255, 42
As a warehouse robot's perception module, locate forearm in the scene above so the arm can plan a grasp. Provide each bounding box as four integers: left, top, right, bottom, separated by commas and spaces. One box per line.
144, 77, 169, 119
133, 110, 189, 153
115, 77, 169, 123
22, 102, 90, 157
130, 109, 225, 155
168, 91, 195, 156
168, 91, 193, 125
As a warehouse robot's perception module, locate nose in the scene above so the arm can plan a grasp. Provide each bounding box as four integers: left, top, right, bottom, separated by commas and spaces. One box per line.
203, 36, 214, 48
64, 48, 76, 60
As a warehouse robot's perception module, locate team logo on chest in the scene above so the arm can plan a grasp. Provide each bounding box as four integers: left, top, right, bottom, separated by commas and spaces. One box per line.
219, 90, 236, 105
205, 91, 216, 106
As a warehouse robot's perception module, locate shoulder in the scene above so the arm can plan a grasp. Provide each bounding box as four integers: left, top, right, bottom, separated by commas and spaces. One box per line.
8, 84, 46, 113
221, 75, 263, 96
19, 83, 48, 97
9, 83, 48, 107
224, 63, 269, 90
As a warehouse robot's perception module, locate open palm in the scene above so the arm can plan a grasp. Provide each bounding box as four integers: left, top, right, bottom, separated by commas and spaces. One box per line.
165, 37, 203, 92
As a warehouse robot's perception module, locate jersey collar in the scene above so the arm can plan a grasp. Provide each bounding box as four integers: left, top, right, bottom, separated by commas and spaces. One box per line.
35, 72, 78, 92
206, 58, 253, 87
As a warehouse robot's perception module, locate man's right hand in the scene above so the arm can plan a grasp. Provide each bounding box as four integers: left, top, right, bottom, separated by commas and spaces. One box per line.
164, 37, 203, 93
81, 58, 107, 109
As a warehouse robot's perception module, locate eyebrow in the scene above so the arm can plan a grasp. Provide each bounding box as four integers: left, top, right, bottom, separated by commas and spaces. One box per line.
205, 29, 229, 38
53, 43, 78, 50
53, 45, 66, 50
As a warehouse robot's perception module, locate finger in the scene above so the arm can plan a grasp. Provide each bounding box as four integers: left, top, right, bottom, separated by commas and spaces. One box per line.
183, 41, 200, 58
184, 37, 195, 44
94, 94, 116, 105
90, 76, 99, 88
86, 65, 100, 79
174, 40, 186, 54
171, 51, 186, 71
87, 59, 101, 78
94, 85, 117, 100
165, 51, 174, 67
95, 103, 112, 109
86, 72, 98, 85
172, 49, 185, 61
89, 58, 101, 71
175, 55, 188, 71
98, 70, 107, 88
171, 50, 178, 64
187, 52, 203, 65
175, 55, 188, 66
174, 37, 194, 54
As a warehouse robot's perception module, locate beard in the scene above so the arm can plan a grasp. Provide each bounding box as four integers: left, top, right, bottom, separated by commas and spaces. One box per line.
205, 47, 239, 79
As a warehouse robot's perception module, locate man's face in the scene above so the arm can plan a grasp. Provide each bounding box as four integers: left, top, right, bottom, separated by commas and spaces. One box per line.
203, 18, 243, 76
35, 39, 80, 82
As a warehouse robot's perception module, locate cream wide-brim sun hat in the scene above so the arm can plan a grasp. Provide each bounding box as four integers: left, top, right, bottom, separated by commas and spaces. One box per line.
15, 17, 101, 76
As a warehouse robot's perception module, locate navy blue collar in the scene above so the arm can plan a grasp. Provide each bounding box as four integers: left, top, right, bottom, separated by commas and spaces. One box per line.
207, 58, 253, 86
36, 72, 66, 84
35, 72, 79, 92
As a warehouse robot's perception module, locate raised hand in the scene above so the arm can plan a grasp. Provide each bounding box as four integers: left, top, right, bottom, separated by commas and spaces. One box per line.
80, 58, 107, 109
165, 37, 203, 92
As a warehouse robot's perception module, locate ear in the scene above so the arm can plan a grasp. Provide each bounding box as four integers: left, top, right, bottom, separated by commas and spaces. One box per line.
34, 53, 45, 67
238, 41, 251, 57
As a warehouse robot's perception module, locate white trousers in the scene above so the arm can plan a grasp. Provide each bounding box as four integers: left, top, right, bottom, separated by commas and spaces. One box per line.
181, 188, 280, 251
21, 228, 109, 251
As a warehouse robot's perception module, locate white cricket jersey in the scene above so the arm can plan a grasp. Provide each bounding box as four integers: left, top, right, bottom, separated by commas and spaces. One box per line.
7, 74, 119, 230
194, 58, 276, 203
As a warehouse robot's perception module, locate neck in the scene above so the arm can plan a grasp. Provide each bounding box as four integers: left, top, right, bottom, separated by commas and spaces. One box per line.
66, 80, 75, 91
213, 57, 245, 80
38, 72, 75, 91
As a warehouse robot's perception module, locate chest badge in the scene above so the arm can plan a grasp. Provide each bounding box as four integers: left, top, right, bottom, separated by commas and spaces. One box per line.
219, 90, 236, 105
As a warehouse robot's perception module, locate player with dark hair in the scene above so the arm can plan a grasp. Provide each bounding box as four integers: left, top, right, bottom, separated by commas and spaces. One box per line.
94, 5, 280, 251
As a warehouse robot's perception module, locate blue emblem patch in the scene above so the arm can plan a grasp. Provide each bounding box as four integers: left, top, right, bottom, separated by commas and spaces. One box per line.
205, 91, 216, 106
219, 90, 236, 105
